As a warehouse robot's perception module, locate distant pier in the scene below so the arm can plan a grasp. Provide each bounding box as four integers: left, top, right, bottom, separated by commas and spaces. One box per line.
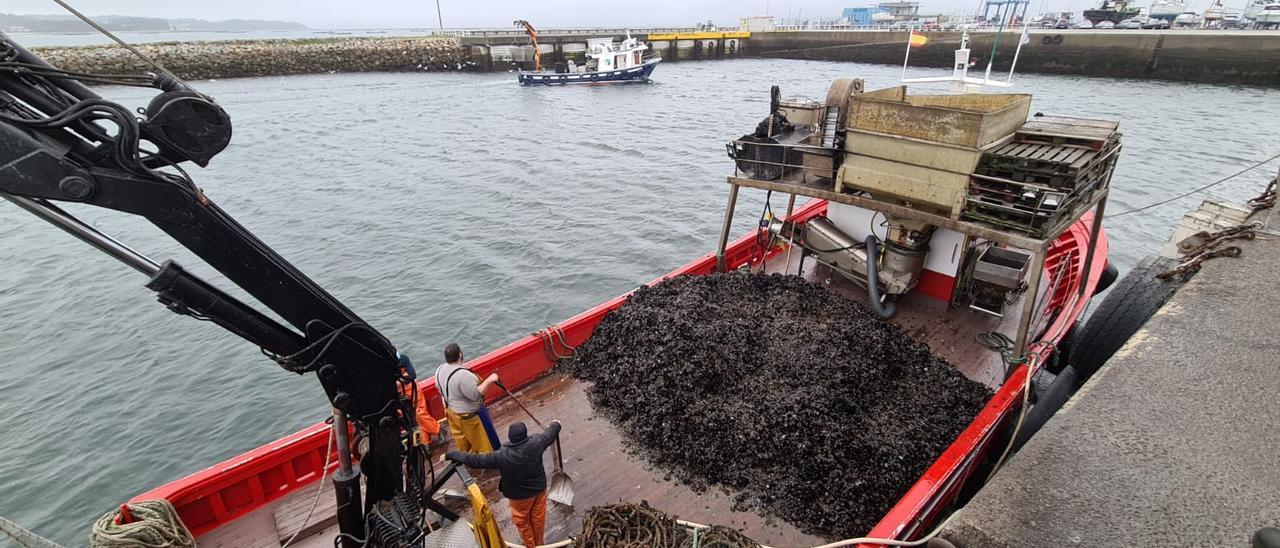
24, 27, 1280, 85
455, 28, 751, 70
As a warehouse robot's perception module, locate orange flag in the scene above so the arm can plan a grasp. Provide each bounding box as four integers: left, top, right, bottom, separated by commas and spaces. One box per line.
909, 31, 928, 48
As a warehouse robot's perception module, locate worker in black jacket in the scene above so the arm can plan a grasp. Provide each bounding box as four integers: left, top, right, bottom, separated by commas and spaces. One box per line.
447, 419, 562, 548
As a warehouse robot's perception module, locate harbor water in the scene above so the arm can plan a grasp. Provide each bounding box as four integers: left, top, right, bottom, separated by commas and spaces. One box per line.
1, 58, 1278, 544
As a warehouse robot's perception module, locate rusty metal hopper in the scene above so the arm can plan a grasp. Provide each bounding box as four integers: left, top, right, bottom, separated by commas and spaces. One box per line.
836, 89, 1031, 217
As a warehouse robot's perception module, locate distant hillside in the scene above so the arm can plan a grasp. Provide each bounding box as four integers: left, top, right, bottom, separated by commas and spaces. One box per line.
171, 18, 309, 31
0, 13, 306, 33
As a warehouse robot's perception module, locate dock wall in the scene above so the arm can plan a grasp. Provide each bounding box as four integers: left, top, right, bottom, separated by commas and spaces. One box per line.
26, 30, 1280, 85
751, 30, 1280, 86
33, 36, 469, 81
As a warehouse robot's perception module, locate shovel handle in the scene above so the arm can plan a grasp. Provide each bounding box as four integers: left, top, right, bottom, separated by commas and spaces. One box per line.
497, 381, 546, 429
496, 382, 565, 469
554, 432, 566, 471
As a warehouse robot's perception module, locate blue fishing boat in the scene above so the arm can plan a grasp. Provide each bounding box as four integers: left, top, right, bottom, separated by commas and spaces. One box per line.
517, 35, 660, 86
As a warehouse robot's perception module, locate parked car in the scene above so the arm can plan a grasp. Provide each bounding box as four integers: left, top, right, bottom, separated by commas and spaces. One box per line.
1222, 13, 1243, 28
1117, 18, 1144, 28
1054, 20, 1072, 28
1096, 20, 1116, 28
1142, 17, 1171, 28
1078, 19, 1095, 28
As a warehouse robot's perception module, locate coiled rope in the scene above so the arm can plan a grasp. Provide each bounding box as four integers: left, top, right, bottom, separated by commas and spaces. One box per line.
537, 325, 578, 362
89, 500, 194, 548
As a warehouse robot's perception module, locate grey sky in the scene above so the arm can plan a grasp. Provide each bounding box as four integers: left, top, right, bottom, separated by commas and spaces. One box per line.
5, 0, 1111, 29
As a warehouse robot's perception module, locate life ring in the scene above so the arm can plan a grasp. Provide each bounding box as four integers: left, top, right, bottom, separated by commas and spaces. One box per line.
1052, 34, 1064, 44
1041, 35, 1054, 45
590, 73, 599, 82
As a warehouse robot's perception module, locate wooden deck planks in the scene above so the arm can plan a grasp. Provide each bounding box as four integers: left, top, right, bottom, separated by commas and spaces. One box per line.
220, 249, 1028, 547
434, 374, 828, 547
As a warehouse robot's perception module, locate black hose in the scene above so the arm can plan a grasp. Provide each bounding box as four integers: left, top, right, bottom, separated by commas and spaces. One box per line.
864, 234, 896, 320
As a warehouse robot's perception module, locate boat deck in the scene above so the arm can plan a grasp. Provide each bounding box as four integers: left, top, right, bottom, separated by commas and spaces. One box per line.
198, 242, 1032, 548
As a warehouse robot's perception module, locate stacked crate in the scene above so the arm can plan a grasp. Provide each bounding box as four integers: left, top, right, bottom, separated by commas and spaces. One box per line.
964, 116, 1120, 237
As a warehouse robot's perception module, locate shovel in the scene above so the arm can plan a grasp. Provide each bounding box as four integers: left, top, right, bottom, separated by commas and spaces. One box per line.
495, 381, 575, 507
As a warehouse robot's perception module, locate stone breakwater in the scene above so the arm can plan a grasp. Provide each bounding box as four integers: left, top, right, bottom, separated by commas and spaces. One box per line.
32, 36, 469, 80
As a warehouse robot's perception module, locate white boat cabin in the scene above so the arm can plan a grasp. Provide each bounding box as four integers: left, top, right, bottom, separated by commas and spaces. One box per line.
581, 36, 650, 73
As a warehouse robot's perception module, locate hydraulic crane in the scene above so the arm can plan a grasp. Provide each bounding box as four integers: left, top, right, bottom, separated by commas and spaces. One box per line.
514, 19, 542, 71
0, 32, 430, 546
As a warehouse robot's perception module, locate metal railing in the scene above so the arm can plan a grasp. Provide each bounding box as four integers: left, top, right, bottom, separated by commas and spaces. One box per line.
769, 23, 1039, 32
437, 26, 702, 38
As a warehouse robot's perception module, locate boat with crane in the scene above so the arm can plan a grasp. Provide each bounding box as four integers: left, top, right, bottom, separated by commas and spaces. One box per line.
513, 20, 660, 86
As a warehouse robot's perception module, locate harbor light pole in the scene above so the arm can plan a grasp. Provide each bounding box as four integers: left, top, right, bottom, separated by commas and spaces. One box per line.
436, 0, 444, 31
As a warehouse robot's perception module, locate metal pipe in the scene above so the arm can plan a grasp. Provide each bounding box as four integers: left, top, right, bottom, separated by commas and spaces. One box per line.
333, 409, 353, 472
330, 408, 364, 547
0, 192, 161, 276
1077, 194, 1108, 297
1012, 247, 1048, 362
785, 193, 796, 219
715, 183, 740, 272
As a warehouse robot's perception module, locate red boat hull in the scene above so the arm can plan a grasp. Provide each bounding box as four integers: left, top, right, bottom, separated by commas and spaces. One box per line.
133, 198, 1108, 543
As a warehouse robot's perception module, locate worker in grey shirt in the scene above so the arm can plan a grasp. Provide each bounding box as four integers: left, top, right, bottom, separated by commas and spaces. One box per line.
435, 342, 502, 453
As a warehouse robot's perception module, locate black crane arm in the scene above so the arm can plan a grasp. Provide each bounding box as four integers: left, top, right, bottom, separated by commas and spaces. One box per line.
0, 32, 423, 542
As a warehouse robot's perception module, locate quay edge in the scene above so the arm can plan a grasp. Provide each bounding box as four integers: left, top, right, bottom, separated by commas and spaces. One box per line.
750, 29, 1280, 86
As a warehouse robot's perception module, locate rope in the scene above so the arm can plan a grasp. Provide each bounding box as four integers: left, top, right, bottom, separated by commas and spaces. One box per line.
574, 503, 760, 548
89, 500, 194, 548
538, 325, 578, 362
0, 515, 66, 548
281, 418, 336, 548
1110, 150, 1280, 218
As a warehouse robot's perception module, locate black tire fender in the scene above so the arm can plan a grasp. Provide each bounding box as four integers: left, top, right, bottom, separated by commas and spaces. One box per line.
1041, 35, 1054, 45
1052, 34, 1064, 44
1069, 255, 1186, 382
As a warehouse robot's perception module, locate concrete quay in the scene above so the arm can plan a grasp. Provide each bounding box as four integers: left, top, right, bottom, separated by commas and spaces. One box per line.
752, 29, 1280, 85
939, 196, 1280, 546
